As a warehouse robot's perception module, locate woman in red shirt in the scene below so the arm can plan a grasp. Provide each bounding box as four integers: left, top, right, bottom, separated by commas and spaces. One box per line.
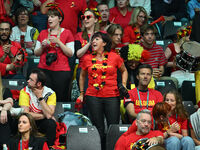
122, 6, 148, 45
75, 8, 100, 89
165, 25, 192, 74
109, 0, 133, 29
153, 90, 195, 150
34, 4, 74, 102
8, 113, 49, 150
78, 31, 127, 148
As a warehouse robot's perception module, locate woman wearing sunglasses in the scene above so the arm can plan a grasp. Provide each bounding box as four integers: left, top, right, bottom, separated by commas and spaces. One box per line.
75, 8, 100, 90
78, 31, 127, 149
153, 91, 195, 150
34, 4, 74, 102
122, 6, 148, 45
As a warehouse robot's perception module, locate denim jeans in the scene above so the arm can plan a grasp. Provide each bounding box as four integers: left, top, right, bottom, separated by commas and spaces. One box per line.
165, 136, 195, 150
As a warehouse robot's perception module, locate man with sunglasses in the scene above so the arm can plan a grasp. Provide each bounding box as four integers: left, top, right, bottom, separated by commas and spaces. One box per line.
0, 21, 23, 77
115, 109, 164, 150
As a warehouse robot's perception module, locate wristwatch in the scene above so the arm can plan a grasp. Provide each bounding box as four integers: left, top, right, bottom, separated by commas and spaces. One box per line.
38, 97, 44, 101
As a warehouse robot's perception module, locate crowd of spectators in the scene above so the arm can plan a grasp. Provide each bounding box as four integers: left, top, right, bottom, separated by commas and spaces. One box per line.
0, 0, 200, 150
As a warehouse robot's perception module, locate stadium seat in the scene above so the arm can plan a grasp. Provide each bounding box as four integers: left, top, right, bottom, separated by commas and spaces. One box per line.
24, 56, 40, 79
155, 80, 176, 95
66, 125, 101, 150
54, 102, 75, 120
2, 78, 27, 90
181, 81, 196, 105
182, 101, 196, 116
163, 21, 190, 39
156, 39, 173, 51
106, 124, 131, 150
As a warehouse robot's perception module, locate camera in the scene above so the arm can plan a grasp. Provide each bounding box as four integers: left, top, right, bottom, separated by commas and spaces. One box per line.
46, 53, 57, 66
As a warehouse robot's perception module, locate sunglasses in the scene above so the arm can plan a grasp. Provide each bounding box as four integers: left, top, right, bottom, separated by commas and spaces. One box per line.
81, 15, 93, 20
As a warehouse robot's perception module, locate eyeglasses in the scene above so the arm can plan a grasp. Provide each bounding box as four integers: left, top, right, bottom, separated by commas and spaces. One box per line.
0, 28, 10, 32
81, 15, 93, 20
138, 15, 146, 19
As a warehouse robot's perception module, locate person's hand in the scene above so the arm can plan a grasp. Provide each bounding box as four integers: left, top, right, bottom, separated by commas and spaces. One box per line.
0, 109, 8, 124
153, 68, 161, 78
147, 137, 159, 146
32, 88, 43, 99
49, 36, 60, 44
77, 95, 84, 103
169, 121, 180, 133
41, 39, 49, 48
162, 16, 175, 25
2, 44, 11, 54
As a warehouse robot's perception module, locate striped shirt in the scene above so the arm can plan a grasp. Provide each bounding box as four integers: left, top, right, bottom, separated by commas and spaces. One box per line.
141, 43, 167, 68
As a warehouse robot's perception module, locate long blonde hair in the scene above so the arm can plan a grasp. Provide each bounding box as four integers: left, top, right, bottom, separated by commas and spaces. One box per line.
129, 6, 148, 27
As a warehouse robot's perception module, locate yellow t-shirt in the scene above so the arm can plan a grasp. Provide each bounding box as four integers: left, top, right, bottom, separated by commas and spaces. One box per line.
19, 86, 56, 113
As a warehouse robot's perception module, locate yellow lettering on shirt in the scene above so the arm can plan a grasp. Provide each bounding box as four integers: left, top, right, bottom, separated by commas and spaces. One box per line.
135, 100, 155, 107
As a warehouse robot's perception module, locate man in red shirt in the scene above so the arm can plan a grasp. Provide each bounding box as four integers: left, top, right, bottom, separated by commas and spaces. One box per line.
41, 0, 87, 36
140, 24, 167, 79
0, 21, 23, 76
115, 109, 164, 150
124, 64, 163, 122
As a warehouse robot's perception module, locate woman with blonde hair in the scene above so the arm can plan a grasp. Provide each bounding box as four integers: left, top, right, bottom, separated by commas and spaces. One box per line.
122, 6, 148, 45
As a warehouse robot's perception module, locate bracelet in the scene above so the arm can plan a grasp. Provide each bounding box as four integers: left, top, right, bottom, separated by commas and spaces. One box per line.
80, 91, 84, 93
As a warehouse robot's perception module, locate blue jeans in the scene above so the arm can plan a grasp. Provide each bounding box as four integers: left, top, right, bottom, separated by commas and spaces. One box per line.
165, 136, 195, 150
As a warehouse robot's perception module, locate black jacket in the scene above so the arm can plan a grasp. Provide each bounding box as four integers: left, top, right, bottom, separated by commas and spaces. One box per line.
8, 136, 47, 150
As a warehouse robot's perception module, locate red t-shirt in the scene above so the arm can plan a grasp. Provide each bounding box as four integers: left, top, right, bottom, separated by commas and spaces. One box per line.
140, 43, 167, 69
124, 88, 163, 114
16, 140, 49, 150
49, 0, 87, 36
122, 26, 141, 44
0, 41, 21, 75
74, 32, 91, 68
88, 0, 98, 8
157, 114, 187, 134
37, 28, 74, 71
0, 63, 7, 76
82, 52, 123, 97
115, 130, 163, 150
109, 7, 133, 29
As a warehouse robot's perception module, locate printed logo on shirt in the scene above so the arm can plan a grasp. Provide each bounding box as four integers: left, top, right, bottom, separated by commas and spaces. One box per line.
91, 64, 112, 69
135, 100, 155, 107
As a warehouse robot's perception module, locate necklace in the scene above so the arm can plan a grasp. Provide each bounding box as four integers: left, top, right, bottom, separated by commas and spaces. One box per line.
133, 27, 141, 44
91, 51, 108, 90
137, 88, 149, 109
